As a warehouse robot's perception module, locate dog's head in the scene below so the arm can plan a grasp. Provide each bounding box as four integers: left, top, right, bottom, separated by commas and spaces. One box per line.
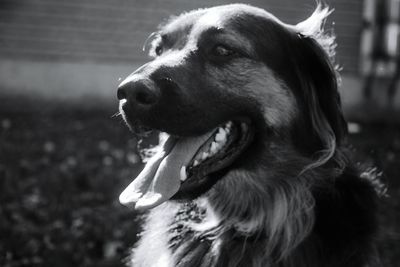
118, 4, 347, 238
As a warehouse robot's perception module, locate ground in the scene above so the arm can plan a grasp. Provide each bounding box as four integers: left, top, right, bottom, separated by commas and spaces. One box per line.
0, 97, 399, 266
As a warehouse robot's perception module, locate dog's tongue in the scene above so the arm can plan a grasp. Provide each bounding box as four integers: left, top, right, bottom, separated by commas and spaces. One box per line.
119, 132, 213, 210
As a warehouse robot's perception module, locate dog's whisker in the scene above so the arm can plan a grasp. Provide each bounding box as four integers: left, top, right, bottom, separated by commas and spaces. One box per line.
110, 111, 121, 118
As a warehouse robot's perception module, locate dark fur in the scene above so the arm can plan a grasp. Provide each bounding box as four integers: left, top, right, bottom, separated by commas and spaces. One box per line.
117, 4, 384, 267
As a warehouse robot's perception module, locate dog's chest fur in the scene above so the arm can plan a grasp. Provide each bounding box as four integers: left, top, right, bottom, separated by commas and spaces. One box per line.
131, 200, 222, 267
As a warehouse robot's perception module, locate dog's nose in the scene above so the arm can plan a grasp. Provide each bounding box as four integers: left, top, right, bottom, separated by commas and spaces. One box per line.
117, 80, 159, 106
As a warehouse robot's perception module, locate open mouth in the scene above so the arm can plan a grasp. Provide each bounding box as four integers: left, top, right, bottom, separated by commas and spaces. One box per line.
119, 119, 254, 210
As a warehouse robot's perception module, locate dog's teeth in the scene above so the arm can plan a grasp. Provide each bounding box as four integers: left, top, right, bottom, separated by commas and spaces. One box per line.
225, 121, 232, 134
210, 142, 218, 154
180, 166, 187, 182
215, 129, 227, 142
189, 124, 234, 169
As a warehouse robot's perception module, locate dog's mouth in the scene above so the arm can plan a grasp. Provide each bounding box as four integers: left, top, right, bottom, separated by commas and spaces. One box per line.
119, 119, 254, 210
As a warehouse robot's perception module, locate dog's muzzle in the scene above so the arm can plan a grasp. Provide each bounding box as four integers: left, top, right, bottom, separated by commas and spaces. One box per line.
117, 68, 255, 211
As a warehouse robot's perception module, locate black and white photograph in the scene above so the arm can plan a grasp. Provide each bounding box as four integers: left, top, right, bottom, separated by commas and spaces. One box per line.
0, 0, 399, 266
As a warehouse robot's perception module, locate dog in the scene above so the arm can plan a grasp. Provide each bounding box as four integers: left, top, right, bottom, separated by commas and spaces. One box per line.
117, 4, 385, 267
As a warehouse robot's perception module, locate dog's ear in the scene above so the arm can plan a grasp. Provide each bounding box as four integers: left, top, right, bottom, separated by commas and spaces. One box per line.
292, 5, 348, 169
295, 5, 336, 61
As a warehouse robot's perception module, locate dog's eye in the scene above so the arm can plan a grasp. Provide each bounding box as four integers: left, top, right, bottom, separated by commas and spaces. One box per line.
212, 45, 235, 57
155, 45, 163, 56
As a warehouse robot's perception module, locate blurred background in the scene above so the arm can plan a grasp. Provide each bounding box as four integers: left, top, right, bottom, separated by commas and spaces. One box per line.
0, 0, 399, 266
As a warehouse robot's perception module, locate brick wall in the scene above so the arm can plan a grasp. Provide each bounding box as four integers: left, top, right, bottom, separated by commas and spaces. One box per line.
0, 0, 362, 73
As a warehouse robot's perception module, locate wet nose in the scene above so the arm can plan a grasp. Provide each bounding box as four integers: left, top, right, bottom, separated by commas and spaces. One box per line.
117, 80, 159, 107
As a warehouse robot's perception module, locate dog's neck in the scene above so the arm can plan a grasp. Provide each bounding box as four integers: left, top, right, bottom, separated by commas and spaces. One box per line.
129, 165, 380, 267
130, 198, 308, 267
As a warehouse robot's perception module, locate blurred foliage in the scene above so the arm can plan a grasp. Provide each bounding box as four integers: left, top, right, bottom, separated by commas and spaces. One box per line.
0, 97, 399, 266
0, 98, 142, 267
